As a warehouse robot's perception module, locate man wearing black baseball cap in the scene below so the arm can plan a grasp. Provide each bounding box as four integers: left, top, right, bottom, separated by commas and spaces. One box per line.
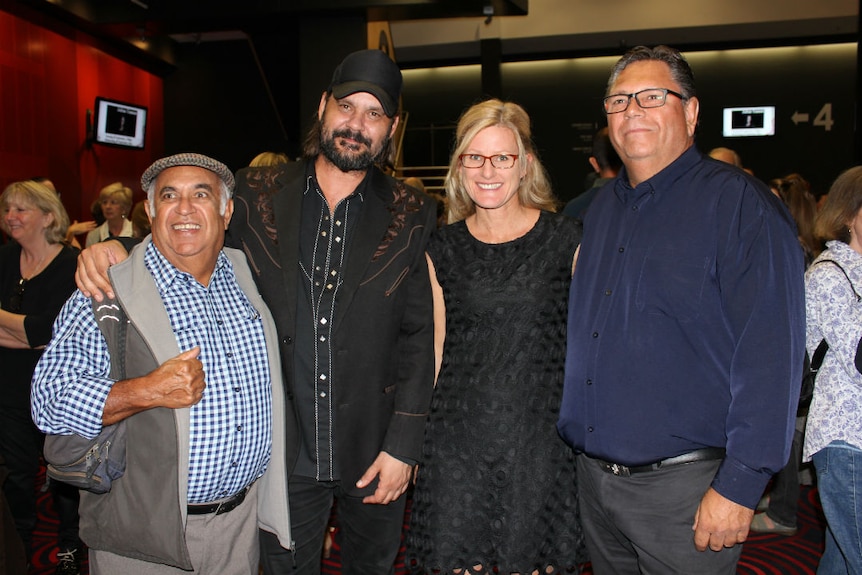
241, 48, 436, 575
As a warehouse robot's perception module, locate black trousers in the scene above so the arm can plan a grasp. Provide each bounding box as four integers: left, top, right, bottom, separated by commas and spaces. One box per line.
0, 405, 42, 559
260, 475, 407, 575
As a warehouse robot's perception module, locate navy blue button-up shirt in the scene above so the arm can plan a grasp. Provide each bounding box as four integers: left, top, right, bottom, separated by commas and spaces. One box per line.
558, 146, 806, 508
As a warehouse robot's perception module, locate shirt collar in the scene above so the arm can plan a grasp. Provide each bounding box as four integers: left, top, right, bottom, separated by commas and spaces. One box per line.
615, 145, 702, 202
304, 159, 369, 203
144, 240, 230, 293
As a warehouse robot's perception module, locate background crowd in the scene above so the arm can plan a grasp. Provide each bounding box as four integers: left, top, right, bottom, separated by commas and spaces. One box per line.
1, 43, 860, 575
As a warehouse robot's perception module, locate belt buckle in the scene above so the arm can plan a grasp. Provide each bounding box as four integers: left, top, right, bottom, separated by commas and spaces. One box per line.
607, 462, 631, 477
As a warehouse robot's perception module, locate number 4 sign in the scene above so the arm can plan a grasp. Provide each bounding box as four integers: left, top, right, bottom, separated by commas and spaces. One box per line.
792, 103, 834, 131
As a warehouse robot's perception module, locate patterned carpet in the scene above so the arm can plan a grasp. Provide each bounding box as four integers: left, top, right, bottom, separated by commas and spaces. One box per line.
29, 472, 825, 575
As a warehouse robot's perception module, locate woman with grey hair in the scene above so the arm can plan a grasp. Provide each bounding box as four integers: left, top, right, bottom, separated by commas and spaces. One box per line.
0, 180, 80, 567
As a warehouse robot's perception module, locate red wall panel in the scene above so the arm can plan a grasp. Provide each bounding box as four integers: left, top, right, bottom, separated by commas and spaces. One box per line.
0, 9, 163, 224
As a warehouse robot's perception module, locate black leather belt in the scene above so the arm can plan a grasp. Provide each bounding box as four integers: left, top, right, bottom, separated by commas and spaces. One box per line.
595, 447, 726, 477
187, 485, 251, 516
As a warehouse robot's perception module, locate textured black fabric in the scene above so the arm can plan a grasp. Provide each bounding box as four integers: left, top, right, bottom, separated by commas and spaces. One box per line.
407, 211, 587, 574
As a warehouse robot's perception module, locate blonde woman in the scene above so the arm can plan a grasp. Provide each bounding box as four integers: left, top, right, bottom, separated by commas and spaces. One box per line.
0, 180, 79, 566
407, 99, 586, 574
85, 182, 133, 246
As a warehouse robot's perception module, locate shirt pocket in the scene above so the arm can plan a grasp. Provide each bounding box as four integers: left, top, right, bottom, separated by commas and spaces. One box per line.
635, 250, 710, 323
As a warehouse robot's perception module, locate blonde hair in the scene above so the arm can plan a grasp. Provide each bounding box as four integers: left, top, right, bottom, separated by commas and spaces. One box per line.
445, 99, 556, 223
99, 182, 133, 214
249, 151, 290, 167
0, 180, 70, 244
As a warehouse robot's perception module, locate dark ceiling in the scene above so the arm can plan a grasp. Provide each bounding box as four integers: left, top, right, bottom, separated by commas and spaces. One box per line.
4, 0, 528, 74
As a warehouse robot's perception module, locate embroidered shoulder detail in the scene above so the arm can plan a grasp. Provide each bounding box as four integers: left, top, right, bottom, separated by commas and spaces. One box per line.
244, 168, 284, 244
374, 180, 426, 261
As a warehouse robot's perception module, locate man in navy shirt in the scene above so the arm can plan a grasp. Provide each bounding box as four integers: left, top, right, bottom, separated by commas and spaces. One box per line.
558, 45, 805, 574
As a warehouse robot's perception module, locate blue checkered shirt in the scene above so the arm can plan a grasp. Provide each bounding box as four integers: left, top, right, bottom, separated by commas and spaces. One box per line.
32, 242, 272, 503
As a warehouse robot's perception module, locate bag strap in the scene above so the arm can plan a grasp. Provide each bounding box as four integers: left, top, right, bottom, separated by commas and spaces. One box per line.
816, 258, 861, 301
91, 297, 128, 380
809, 258, 861, 371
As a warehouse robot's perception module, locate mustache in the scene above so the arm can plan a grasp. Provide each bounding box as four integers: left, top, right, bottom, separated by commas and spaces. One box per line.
332, 129, 372, 148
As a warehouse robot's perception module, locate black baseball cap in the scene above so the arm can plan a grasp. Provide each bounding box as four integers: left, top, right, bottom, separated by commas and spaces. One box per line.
328, 49, 403, 117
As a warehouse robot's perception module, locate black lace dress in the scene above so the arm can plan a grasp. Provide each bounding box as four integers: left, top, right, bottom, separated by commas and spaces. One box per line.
407, 211, 587, 574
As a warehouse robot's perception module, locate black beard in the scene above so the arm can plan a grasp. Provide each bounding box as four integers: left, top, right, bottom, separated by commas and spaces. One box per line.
320, 127, 387, 172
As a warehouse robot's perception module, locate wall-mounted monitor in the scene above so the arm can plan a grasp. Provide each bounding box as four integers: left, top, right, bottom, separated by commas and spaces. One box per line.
93, 97, 148, 149
722, 106, 775, 137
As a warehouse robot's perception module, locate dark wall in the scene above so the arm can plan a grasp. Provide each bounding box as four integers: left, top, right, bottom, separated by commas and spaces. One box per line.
163, 16, 368, 174
401, 44, 857, 203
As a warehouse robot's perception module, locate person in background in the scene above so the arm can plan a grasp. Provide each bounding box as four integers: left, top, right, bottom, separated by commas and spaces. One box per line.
32, 153, 291, 574
751, 172, 819, 537
249, 151, 290, 167
129, 200, 150, 239
85, 182, 133, 247
563, 127, 622, 220
775, 173, 821, 261
803, 166, 862, 574
708, 146, 743, 169
0, 181, 80, 572
406, 98, 587, 574
73, 49, 437, 575
558, 45, 805, 574
31, 177, 96, 249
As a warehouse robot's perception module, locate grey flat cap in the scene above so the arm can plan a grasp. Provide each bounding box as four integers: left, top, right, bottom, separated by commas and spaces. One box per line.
141, 153, 235, 192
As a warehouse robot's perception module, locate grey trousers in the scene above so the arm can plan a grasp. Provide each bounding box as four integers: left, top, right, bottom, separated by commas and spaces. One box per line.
577, 454, 742, 575
90, 483, 259, 575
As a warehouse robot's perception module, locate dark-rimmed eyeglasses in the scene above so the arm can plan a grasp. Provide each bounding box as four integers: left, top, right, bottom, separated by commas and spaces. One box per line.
8, 278, 27, 313
459, 154, 519, 169
602, 88, 685, 114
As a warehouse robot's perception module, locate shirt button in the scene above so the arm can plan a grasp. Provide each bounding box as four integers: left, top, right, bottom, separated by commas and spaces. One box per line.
236, 425, 243, 431
226, 352, 233, 358
586, 379, 593, 386
320, 317, 328, 325
321, 231, 327, 237
592, 332, 599, 338
320, 374, 327, 380
604, 290, 612, 296
320, 392, 327, 398
336, 220, 342, 226
618, 247, 625, 253
217, 320, 224, 325
335, 237, 342, 243
330, 270, 337, 277
632, 206, 638, 211
234, 387, 241, 392
320, 336, 326, 342
232, 461, 238, 467
588, 426, 594, 432
282, 336, 293, 344
326, 284, 333, 290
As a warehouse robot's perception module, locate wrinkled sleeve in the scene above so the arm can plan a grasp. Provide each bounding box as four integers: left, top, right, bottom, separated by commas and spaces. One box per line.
711, 184, 806, 508
31, 291, 115, 439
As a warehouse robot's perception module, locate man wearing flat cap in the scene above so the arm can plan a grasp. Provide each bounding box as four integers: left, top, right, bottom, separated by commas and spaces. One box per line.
32, 153, 291, 574
74, 50, 437, 574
